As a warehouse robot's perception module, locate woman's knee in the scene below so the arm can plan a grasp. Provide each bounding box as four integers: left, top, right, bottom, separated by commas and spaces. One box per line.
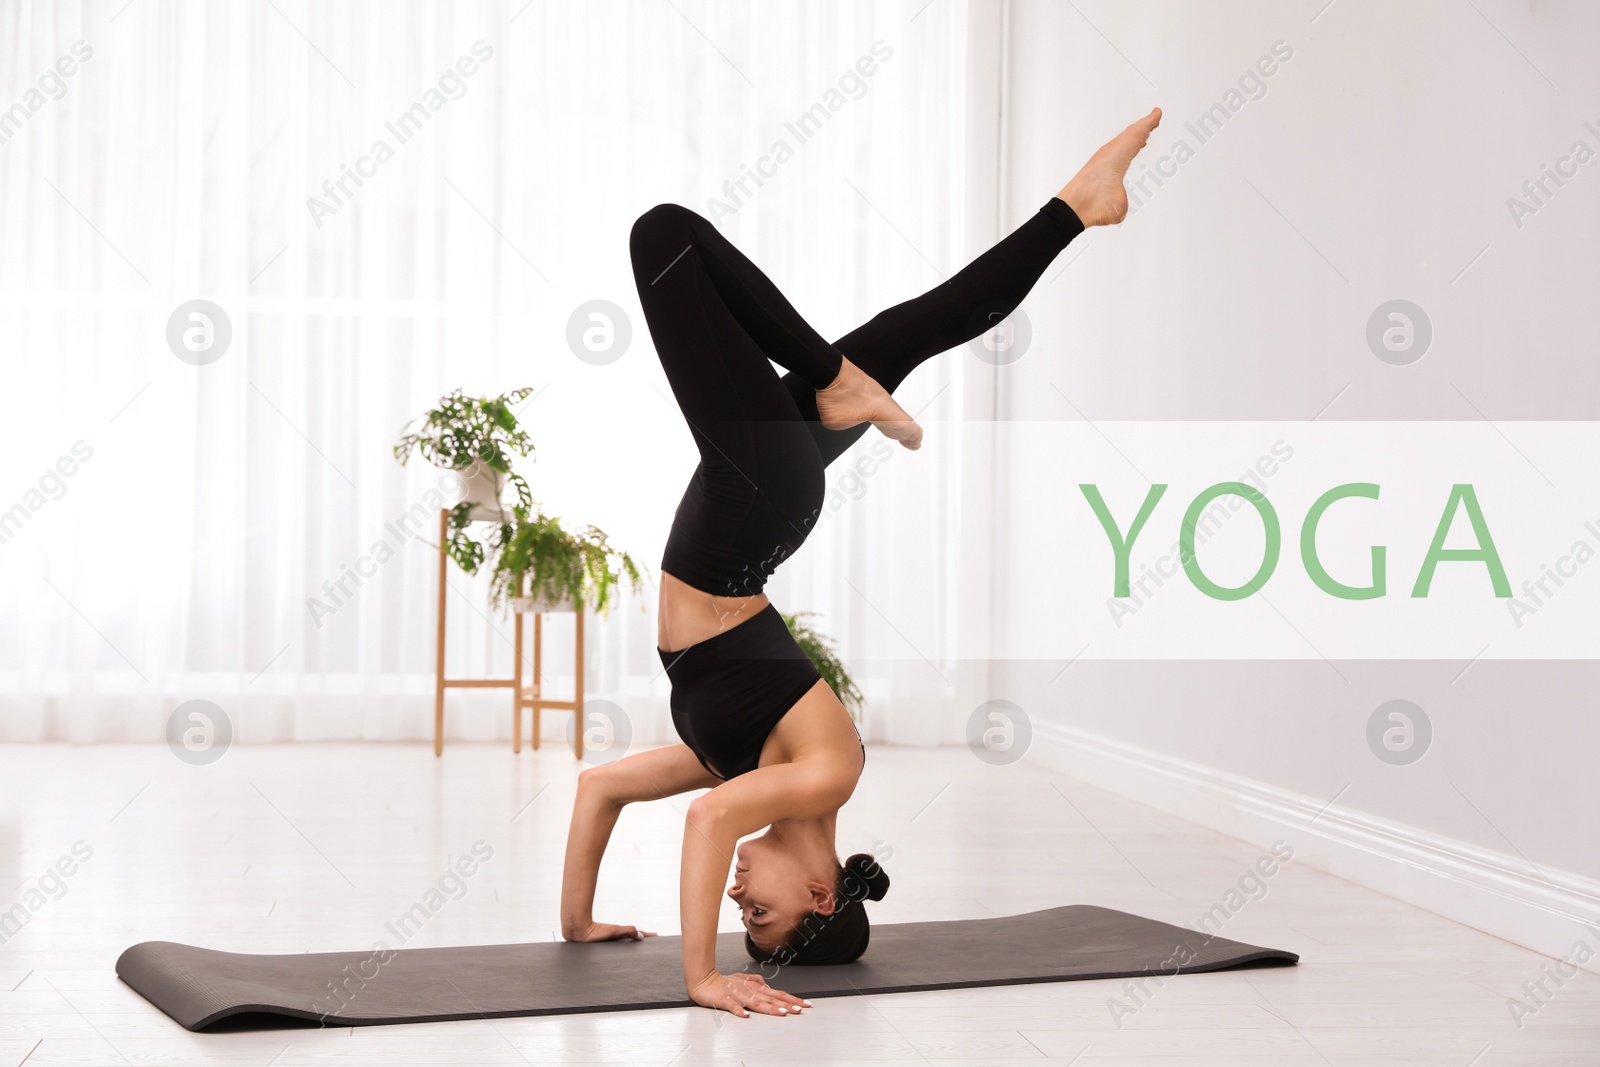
630, 202, 700, 255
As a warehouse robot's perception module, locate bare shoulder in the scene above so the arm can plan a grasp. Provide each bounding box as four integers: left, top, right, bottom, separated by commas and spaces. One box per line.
691, 691, 861, 828
761, 678, 863, 788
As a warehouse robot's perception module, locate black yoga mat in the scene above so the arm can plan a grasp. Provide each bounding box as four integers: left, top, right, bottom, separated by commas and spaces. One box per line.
118, 904, 1298, 1031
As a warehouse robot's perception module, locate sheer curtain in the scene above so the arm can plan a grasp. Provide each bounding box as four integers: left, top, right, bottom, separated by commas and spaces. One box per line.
0, 0, 997, 748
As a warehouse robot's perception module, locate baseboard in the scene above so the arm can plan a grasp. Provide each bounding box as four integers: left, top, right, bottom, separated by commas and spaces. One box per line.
1029, 719, 1600, 975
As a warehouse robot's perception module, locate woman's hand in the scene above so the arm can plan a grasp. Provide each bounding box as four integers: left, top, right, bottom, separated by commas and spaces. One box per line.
688, 971, 810, 1018
559, 746, 721, 956
563, 921, 655, 942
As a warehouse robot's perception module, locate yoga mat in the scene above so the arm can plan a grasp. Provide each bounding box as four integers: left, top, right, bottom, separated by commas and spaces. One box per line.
117, 904, 1298, 1031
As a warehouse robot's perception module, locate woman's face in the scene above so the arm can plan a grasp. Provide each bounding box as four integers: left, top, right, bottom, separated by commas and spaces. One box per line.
727, 831, 833, 952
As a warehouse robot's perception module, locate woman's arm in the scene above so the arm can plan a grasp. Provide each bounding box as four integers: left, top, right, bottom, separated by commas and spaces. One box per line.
560, 743, 720, 941
679, 757, 855, 1015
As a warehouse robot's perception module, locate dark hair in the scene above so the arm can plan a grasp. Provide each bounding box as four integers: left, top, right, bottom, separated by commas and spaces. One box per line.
744, 852, 890, 968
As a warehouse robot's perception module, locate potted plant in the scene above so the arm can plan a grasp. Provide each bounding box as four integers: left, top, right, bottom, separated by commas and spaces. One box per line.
394, 387, 536, 573
781, 611, 864, 720
489, 506, 645, 616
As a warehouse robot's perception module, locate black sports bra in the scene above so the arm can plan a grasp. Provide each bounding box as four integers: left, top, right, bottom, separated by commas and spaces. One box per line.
657, 603, 863, 779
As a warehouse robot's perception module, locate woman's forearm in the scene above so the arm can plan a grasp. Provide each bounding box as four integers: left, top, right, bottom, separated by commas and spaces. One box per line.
560, 775, 624, 938
679, 797, 738, 987
677, 760, 849, 989
560, 746, 725, 942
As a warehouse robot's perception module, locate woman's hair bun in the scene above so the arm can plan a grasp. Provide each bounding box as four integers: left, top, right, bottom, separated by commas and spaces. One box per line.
844, 852, 890, 901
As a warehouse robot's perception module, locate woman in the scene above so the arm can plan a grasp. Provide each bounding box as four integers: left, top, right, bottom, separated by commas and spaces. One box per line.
559, 108, 1162, 1018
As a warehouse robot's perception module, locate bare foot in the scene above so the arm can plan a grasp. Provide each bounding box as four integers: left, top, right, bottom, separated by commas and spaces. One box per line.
816, 355, 923, 450
1057, 107, 1162, 227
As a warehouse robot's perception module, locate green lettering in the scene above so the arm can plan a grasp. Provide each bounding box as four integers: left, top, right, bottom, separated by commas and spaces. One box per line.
1411, 484, 1510, 597
1081, 484, 1166, 597
1301, 482, 1385, 599
1180, 482, 1280, 600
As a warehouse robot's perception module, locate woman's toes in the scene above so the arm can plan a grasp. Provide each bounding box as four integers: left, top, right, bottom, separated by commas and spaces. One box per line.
1059, 108, 1162, 226
878, 418, 922, 450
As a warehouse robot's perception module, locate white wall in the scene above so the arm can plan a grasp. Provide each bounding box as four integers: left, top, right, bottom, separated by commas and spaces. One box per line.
983, 0, 1600, 964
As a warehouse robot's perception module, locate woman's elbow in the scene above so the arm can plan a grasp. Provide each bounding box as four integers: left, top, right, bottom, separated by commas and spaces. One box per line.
684, 793, 729, 837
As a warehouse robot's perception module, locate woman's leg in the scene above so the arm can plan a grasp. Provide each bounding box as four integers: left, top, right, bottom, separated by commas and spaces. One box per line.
631, 202, 842, 390
780, 195, 1083, 467
787, 107, 1162, 468
628, 203, 833, 599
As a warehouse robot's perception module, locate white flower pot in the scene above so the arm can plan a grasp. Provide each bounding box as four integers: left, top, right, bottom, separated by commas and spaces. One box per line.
455, 460, 509, 522
511, 591, 581, 614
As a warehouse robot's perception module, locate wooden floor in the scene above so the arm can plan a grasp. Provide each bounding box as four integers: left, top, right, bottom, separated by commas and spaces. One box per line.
1, 742, 1596, 1066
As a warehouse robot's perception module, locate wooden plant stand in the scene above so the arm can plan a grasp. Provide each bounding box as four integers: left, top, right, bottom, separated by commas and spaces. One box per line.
432, 509, 585, 759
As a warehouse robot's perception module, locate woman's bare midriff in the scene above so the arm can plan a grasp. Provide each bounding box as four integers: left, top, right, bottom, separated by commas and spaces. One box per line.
656, 571, 770, 652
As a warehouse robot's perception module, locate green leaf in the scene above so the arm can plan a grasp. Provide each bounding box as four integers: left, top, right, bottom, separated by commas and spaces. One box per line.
781, 611, 864, 719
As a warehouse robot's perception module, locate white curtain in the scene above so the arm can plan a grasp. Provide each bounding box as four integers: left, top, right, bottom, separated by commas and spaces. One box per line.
0, 0, 998, 748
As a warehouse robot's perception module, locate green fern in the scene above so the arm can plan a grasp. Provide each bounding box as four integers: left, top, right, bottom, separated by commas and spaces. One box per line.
781, 611, 864, 719
394, 388, 537, 574
488, 508, 644, 617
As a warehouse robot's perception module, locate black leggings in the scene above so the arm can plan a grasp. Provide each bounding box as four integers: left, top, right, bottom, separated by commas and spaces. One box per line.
628, 196, 1084, 599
